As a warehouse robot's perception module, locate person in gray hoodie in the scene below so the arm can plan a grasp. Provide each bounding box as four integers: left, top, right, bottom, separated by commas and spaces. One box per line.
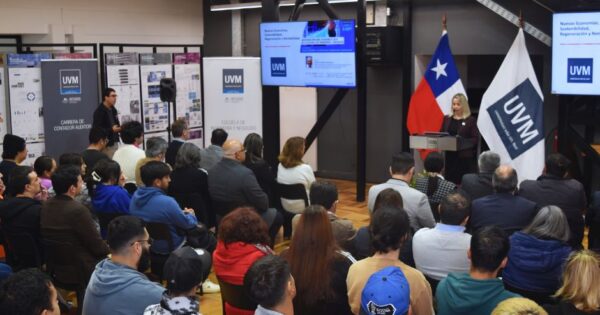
82, 215, 164, 315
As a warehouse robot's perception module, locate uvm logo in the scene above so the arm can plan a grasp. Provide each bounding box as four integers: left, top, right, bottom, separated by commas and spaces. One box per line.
567, 58, 593, 83
222, 69, 244, 94
60, 69, 82, 95
271, 57, 287, 77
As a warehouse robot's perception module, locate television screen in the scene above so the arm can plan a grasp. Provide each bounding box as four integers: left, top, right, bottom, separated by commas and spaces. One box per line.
260, 19, 356, 88
552, 12, 600, 95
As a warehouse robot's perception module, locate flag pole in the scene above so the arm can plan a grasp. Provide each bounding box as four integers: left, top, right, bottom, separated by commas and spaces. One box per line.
442, 13, 447, 31
519, 10, 524, 28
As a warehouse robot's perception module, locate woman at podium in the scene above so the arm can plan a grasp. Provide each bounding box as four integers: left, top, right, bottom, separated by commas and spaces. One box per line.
440, 93, 479, 184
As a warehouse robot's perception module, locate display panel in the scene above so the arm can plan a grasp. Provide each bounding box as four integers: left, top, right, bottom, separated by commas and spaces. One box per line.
260, 20, 356, 88
552, 12, 600, 95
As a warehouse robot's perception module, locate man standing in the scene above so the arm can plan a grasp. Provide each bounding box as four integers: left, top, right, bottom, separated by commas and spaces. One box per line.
93, 88, 121, 158
0, 134, 28, 189
200, 128, 227, 170
165, 118, 189, 167
83, 216, 164, 315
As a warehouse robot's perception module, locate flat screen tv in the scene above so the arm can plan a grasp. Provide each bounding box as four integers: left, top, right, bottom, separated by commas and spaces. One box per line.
260, 19, 356, 88
552, 12, 600, 95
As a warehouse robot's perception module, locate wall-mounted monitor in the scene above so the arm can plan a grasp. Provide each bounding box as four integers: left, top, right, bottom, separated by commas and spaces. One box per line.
260, 19, 356, 88
552, 12, 600, 95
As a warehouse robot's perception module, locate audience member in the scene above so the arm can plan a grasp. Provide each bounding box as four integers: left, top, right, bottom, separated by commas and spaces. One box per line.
436, 226, 518, 315
213, 207, 273, 312
360, 266, 410, 315
200, 128, 227, 170
208, 139, 282, 241
113, 121, 145, 183
414, 152, 457, 220
0, 173, 5, 199
92, 87, 121, 158
282, 205, 354, 315
543, 250, 600, 315
169, 143, 214, 227
57, 153, 90, 205
83, 216, 164, 315
292, 181, 356, 252
589, 191, 600, 252
346, 206, 433, 315
144, 246, 212, 315
243, 133, 276, 204
277, 136, 316, 238
492, 298, 548, 315
0, 166, 43, 269
413, 192, 471, 282
81, 127, 110, 177
519, 153, 586, 249
503, 206, 572, 304
460, 151, 501, 201
130, 161, 216, 254
244, 255, 296, 315
368, 153, 435, 232
469, 165, 537, 235
165, 118, 189, 167
88, 160, 130, 237
41, 165, 109, 285
0, 134, 27, 189
0, 263, 11, 281
0, 268, 60, 315
34, 156, 56, 193
134, 136, 168, 186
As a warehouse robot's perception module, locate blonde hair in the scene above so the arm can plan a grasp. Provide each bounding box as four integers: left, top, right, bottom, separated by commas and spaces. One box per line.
278, 137, 305, 168
554, 250, 600, 312
452, 93, 471, 119
492, 298, 548, 315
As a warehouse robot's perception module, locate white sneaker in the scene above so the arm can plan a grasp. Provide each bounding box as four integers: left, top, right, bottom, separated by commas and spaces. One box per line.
201, 279, 220, 294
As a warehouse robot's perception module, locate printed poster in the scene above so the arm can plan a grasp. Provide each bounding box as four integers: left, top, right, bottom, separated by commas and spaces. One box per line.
174, 63, 203, 128
0, 57, 8, 144
140, 64, 173, 132
106, 64, 142, 123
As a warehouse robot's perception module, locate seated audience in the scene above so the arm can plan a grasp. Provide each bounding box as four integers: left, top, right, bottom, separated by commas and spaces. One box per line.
134, 136, 168, 186
277, 136, 316, 238
83, 216, 164, 315
169, 143, 214, 227
413, 192, 471, 282
360, 266, 410, 315
88, 160, 130, 237
436, 226, 518, 315
130, 161, 215, 254
469, 165, 537, 235
519, 153, 586, 249
34, 156, 56, 193
57, 153, 90, 205
346, 206, 433, 315
0, 268, 60, 315
353, 188, 404, 260
282, 205, 354, 315
208, 139, 282, 241
165, 118, 189, 167
543, 250, 600, 315
0, 134, 27, 192
492, 297, 548, 315
0, 166, 43, 269
81, 127, 110, 178
244, 255, 296, 315
243, 133, 276, 204
503, 206, 572, 304
414, 152, 457, 220
113, 121, 145, 183
0, 173, 5, 199
41, 165, 109, 285
292, 181, 356, 252
368, 153, 435, 232
460, 151, 500, 201
200, 128, 227, 170
213, 207, 273, 313
144, 246, 212, 315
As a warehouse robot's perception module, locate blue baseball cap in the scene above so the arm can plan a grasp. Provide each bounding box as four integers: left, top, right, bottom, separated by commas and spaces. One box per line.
360, 266, 410, 315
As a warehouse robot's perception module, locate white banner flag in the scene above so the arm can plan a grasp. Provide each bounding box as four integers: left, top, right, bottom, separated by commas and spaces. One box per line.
477, 29, 544, 182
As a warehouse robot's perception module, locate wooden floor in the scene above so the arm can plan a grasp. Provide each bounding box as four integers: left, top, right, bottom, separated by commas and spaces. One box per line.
200, 178, 371, 315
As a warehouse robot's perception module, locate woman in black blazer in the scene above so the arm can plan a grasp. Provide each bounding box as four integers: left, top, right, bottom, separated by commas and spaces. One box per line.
440, 93, 480, 184
243, 133, 276, 205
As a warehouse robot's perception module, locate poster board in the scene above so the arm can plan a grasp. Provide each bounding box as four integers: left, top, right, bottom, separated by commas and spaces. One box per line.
0, 55, 8, 145
105, 53, 142, 124
174, 53, 203, 128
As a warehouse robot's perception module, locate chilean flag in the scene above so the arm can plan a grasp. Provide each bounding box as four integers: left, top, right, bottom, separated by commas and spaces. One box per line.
407, 31, 466, 142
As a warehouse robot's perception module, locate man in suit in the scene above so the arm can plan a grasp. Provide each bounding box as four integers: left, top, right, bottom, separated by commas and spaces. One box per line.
469, 165, 537, 235
459, 151, 500, 201
200, 128, 227, 170
519, 153, 586, 249
165, 118, 189, 167
208, 139, 282, 241
367, 152, 435, 232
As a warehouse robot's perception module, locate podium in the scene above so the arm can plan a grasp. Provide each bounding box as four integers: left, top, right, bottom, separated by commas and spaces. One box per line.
409, 134, 458, 151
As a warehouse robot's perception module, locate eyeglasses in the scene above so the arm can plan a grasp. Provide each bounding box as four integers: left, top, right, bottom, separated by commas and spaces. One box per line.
130, 238, 153, 246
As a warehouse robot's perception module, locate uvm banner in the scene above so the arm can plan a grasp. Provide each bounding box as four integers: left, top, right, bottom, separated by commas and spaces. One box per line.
41, 59, 99, 159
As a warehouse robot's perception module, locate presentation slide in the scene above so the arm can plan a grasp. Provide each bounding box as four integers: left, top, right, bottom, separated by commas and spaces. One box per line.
552, 12, 600, 95
260, 20, 356, 88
